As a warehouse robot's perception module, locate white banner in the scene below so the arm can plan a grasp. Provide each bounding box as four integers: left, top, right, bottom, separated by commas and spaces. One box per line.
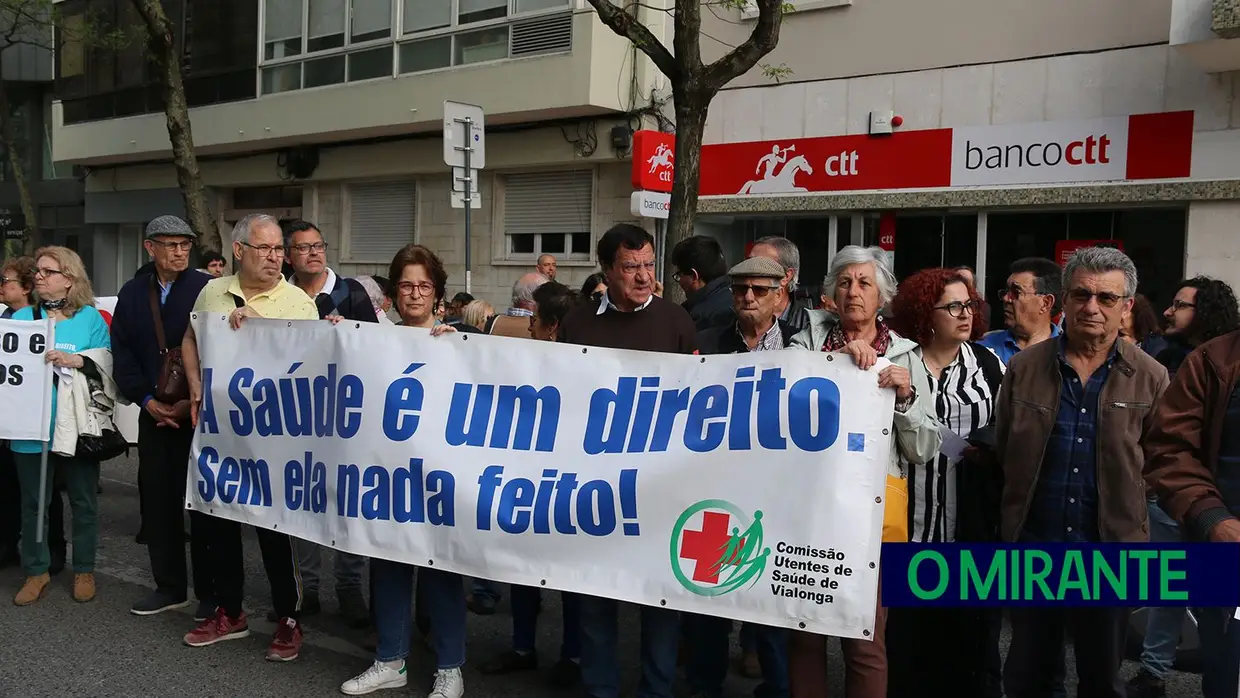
0, 317, 53, 441
187, 314, 895, 637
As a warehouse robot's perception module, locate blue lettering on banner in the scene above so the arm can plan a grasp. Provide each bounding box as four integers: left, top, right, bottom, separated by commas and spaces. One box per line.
284, 451, 328, 513
224, 363, 365, 439
196, 445, 273, 507
335, 457, 455, 525
475, 465, 639, 536
444, 381, 561, 451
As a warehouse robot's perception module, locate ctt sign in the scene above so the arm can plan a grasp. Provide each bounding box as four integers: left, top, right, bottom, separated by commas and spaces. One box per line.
631, 190, 670, 219
632, 130, 675, 193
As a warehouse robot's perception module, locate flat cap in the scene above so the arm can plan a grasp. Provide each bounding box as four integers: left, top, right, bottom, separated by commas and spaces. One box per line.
145, 215, 196, 239
728, 255, 786, 280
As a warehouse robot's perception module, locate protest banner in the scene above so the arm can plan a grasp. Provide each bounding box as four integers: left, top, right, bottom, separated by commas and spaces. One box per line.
0, 316, 54, 441
186, 314, 896, 638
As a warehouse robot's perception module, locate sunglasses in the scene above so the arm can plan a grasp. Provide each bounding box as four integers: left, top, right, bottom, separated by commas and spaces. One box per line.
1065, 288, 1129, 308
731, 283, 779, 298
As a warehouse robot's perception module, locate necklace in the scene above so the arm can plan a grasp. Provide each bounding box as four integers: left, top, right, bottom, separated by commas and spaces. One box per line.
41, 298, 68, 311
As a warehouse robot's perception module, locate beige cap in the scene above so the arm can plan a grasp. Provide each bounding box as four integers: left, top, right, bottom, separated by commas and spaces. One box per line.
728, 255, 786, 280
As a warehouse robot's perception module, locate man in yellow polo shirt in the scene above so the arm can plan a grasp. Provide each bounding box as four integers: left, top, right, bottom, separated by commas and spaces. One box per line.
179, 213, 318, 664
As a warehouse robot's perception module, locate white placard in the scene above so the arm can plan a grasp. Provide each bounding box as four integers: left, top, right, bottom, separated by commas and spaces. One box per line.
0, 317, 54, 441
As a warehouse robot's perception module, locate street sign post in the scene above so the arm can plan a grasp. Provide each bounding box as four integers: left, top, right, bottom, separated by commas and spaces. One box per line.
444, 101, 486, 294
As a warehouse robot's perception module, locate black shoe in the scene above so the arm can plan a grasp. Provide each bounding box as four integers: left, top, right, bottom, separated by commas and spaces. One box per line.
1125, 668, 1166, 698
338, 589, 370, 629
267, 594, 319, 622
193, 600, 217, 622
481, 650, 538, 675
546, 658, 581, 688
48, 547, 66, 576
131, 591, 192, 616
466, 594, 497, 615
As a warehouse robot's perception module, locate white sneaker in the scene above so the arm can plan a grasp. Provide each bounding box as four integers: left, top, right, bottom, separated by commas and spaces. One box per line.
428, 667, 464, 698
340, 660, 408, 695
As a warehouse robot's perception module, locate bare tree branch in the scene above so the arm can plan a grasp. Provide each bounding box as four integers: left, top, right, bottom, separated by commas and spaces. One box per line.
583, 0, 680, 81
702, 0, 782, 90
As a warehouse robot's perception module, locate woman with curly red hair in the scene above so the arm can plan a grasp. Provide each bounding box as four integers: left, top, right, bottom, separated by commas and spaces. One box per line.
886, 268, 1008, 698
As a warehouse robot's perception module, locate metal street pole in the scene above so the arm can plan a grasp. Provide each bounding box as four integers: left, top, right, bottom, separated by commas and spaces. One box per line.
454, 116, 475, 294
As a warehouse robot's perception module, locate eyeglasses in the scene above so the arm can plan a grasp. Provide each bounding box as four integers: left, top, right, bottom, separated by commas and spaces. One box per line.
731, 283, 779, 298
33, 267, 64, 278
1066, 288, 1129, 308
1169, 300, 1197, 311
238, 241, 285, 258
672, 269, 695, 282
288, 242, 328, 255
934, 300, 981, 318
998, 285, 1041, 301
0, 276, 14, 285
149, 239, 193, 252
396, 281, 435, 297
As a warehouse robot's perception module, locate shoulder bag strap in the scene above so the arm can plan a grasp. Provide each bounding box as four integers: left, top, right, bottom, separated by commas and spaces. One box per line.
149, 276, 168, 353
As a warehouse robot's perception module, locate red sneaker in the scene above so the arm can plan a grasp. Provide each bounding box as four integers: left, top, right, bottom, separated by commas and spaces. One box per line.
184, 609, 250, 647
266, 617, 302, 662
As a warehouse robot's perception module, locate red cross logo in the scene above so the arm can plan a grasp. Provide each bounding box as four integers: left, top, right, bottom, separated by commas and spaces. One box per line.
678, 511, 746, 584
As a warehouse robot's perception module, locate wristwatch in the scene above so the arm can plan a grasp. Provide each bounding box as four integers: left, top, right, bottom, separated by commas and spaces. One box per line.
894, 386, 917, 413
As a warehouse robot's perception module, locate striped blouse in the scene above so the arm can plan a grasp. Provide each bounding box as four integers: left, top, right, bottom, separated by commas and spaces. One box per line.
907, 342, 1005, 543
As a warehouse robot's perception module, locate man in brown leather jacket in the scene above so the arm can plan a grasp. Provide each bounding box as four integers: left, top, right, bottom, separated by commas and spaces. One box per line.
1144, 328, 1240, 698
994, 246, 1169, 698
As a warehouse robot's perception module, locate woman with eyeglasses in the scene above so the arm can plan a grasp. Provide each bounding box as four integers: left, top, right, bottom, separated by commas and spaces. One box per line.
341, 244, 467, 698
885, 268, 1006, 698
580, 273, 606, 305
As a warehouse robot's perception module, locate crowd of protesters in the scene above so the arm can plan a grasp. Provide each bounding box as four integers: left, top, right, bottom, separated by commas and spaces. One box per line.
3, 212, 1240, 698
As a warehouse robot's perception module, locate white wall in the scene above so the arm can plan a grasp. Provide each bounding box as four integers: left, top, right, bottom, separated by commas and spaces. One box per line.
1185, 201, 1240, 292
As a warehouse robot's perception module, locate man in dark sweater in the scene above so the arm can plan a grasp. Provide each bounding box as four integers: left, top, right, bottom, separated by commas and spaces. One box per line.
671, 235, 733, 332
557, 223, 694, 698
111, 215, 214, 618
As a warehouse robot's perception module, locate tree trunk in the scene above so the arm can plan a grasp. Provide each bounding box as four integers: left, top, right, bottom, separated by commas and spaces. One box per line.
131, 0, 219, 252
663, 89, 710, 304
0, 76, 39, 257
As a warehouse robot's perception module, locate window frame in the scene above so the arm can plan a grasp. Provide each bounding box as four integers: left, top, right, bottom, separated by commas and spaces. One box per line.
501, 168, 594, 263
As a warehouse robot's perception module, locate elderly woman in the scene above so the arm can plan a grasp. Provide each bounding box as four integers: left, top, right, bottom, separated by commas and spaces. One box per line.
885, 268, 1006, 698
10, 247, 113, 607
341, 244, 465, 698
787, 245, 941, 698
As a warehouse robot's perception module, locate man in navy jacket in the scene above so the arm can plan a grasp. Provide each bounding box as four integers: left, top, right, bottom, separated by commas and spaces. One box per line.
111, 215, 213, 618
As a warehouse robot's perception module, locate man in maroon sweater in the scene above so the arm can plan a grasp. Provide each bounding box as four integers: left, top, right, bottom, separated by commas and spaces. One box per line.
557, 223, 695, 697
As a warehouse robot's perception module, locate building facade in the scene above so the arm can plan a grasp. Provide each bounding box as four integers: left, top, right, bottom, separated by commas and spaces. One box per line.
51, 0, 670, 300
691, 0, 1240, 320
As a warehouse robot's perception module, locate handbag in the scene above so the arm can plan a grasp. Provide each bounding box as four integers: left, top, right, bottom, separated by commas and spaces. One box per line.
75, 428, 129, 462
150, 277, 189, 404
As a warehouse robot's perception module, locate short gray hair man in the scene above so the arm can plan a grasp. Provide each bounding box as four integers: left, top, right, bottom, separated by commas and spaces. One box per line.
1062, 246, 1139, 298
752, 235, 801, 291
512, 272, 549, 310
823, 245, 898, 307
231, 213, 280, 246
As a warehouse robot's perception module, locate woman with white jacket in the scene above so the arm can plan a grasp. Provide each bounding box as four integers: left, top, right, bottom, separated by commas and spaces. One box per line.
10, 246, 113, 607
786, 245, 942, 698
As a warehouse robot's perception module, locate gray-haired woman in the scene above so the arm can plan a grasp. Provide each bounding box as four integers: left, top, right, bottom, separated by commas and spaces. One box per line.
786, 245, 942, 698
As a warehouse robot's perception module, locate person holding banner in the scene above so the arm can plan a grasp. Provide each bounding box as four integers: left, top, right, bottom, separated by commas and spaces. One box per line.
10, 247, 113, 606
341, 243, 466, 698
787, 245, 942, 698
111, 216, 214, 619
556, 223, 697, 698
180, 213, 320, 661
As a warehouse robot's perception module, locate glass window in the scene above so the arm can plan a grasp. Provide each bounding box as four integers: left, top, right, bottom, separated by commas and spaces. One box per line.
541, 233, 566, 254
42, 94, 57, 180
308, 0, 346, 52
510, 234, 535, 255
351, 0, 392, 42
514, 0, 570, 12
403, 0, 451, 33
399, 37, 451, 72
304, 54, 346, 87
348, 46, 392, 80
262, 63, 302, 93
60, 13, 87, 76
264, 0, 303, 59
570, 232, 590, 256
455, 26, 508, 65
458, 0, 507, 25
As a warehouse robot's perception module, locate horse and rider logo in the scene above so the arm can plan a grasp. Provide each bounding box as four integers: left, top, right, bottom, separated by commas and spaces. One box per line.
739, 144, 813, 194
646, 143, 675, 182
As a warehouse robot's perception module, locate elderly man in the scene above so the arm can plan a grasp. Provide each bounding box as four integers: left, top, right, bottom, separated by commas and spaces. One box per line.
180, 213, 320, 662
490, 272, 549, 338
282, 219, 376, 627
688, 254, 792, 698
996, 247, 1168, 698
537, 253, 557, 281
112, 216, 213, 618
980, 257, 1063, 364
558, 223, 696, 698
748, 236, 810, 332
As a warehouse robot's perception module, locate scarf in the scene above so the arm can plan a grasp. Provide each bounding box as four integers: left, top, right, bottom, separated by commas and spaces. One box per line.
821, 315, 893, 356
41, 298, 68, 311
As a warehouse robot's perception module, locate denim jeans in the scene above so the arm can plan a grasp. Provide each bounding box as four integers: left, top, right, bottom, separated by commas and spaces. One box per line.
685, 614, 787, 698
511, 584, 581, 659
14, 453, 99, 575
1197, 606, 1240, 698
1140, 500, 1185, 679
372, 558, 467, 669
295, 539, 366, 594
579, 595, 680, 698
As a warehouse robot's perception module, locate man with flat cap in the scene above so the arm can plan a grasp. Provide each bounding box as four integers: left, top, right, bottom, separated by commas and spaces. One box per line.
110, 215, 216, 618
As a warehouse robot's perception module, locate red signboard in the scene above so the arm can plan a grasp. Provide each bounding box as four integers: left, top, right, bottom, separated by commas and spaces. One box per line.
878, 214, 896, 251
1055, 239, 1123, 267
631, 130, 675, 193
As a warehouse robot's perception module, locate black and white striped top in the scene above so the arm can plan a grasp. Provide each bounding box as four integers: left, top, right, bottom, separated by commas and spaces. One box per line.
907, 342, 1005, 543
